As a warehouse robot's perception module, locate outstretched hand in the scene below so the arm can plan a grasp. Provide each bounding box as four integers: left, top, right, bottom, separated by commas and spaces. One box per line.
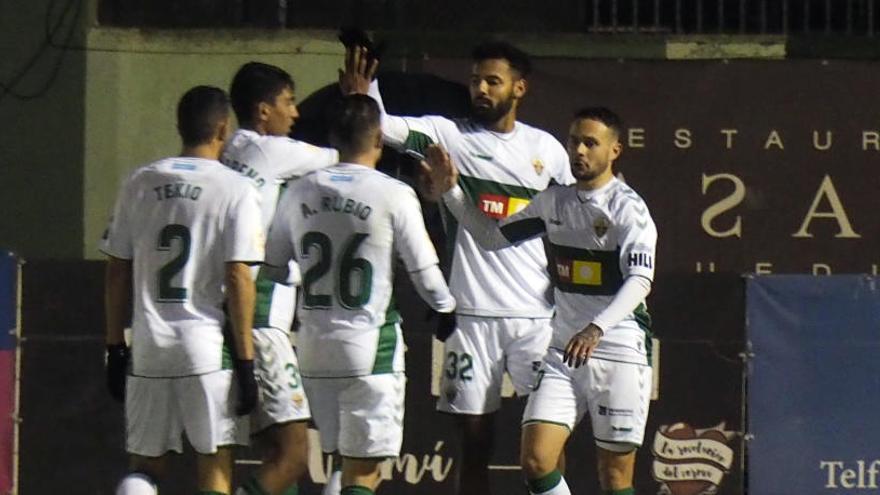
339, 45, 379, 96
418, 144, 459, 201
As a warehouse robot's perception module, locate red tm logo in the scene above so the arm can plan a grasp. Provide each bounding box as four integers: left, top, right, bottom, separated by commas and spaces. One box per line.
479, 194, 508, 219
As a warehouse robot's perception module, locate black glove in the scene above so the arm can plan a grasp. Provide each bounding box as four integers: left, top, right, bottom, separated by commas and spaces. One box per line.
106, 343, 130, 402
234, 359, 258, 416
338, 27, 386, 66
435, 312, 457, 342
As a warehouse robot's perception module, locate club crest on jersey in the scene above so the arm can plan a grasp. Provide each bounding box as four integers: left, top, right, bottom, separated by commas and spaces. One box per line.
594, 217, 611, 238
532, 158, 545, 176
478, 194, 530, 219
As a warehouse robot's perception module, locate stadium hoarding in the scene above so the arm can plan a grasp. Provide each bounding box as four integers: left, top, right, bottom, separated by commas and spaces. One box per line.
423, 57, 880, 277
747, 275, 880, 495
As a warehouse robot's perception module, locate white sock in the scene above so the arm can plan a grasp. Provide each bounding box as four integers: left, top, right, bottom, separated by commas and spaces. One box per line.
116, 473, 157, 495
322, 469, 342, 495
530, 474, 571, 495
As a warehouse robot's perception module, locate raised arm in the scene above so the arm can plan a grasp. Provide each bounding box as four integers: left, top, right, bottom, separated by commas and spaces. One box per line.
422, 145, 547, 250
339, 46, 452, 154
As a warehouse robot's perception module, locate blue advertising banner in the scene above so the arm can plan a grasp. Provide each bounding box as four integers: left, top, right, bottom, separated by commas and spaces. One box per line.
0, 253, 18, 350
747, 275, 880, 494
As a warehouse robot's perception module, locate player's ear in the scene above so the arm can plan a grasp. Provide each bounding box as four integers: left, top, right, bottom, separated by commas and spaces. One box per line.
513, 77, 527, 99
257, 101, 271, 123
217, 116, 231, 142
372, 128, 383, 150
610, 139, 622, 161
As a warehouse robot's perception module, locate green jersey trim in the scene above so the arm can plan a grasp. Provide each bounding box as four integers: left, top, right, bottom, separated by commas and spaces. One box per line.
634, 302, 654, 363
371, 297, 401, 374
403, 130, 435, 155
221, 340, 233, 370
458, 174, 542, 203
547, 243, 624, 296
253, 268, 275, 328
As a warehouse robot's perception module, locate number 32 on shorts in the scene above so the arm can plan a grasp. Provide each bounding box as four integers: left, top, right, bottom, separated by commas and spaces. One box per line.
445, 352, 474, 381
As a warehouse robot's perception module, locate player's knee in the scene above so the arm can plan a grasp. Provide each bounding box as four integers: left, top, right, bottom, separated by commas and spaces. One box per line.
520, 449, 556, 479
271, 427, 309, 476
596, 442, 637, 488
277, 453, 308, 481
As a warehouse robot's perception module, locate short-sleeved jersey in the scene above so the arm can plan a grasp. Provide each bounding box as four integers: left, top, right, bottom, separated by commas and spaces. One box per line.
221, 129, 338, 333
221, 129, 339, 230
370, 81, 574, 317
265, 163, 443, 378
101, 157, 264, 377
498, 178, 657, 365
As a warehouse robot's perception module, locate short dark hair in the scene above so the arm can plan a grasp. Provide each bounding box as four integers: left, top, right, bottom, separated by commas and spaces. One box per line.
229, 62, 294, 125
472, 41, 532, 78
176, 86, 229, 147
328, 94, 381, 154
573, 107, 624, 137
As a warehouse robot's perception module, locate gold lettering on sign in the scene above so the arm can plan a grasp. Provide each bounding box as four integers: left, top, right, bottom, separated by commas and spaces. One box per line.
628, 128, 646, 148
755, 262, 773, 274
701, 173, 745, 238
813, 263, 832, 275
792, 175, 861, 239
764, 130, 784, 150
863, 131, 880, 151
720, 129, 738, 149
813, 130, 833, 151
674, 129, 692, 149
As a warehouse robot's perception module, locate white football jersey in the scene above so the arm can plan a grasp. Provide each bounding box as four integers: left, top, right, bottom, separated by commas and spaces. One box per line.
265, 163, 448, 377
221, 129, 338, 332
101, 157, 264, 377
498, 178, 657, 365
369, 83, 574, 318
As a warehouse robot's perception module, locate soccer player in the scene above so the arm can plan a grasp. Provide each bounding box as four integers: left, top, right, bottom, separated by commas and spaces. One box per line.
221, 61, 339, 495
340, 41, 575, 495
423, 107, 657, 495
102, 85, 264, 495
263, 94, 456, 495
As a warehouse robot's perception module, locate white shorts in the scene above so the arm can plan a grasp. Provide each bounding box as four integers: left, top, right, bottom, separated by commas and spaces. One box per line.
437, 315, 552, 415
302, 373, 405, 458
522, 347, 652, 449
251, 327, 311, 434
125, 370, 247, 457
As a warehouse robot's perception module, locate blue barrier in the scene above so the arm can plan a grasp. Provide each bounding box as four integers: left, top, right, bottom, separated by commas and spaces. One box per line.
0, 252, 20, 493
747, 275, 880, 494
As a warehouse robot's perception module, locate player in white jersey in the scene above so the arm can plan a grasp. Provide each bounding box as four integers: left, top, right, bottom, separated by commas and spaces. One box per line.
423, 107, 657, 495
340, 41, 575, 495
264, 95, 456, 495
102, 86, 263, 495
222, 61, 339, 495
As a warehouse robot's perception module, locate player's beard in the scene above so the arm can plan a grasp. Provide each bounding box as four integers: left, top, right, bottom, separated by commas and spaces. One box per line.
571, 159, 610, 183
471, 94, 516, 127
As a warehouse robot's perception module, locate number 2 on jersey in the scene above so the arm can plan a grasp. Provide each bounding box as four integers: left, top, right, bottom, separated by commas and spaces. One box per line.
300, 232, 373, 309
157, 224, 191, 302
